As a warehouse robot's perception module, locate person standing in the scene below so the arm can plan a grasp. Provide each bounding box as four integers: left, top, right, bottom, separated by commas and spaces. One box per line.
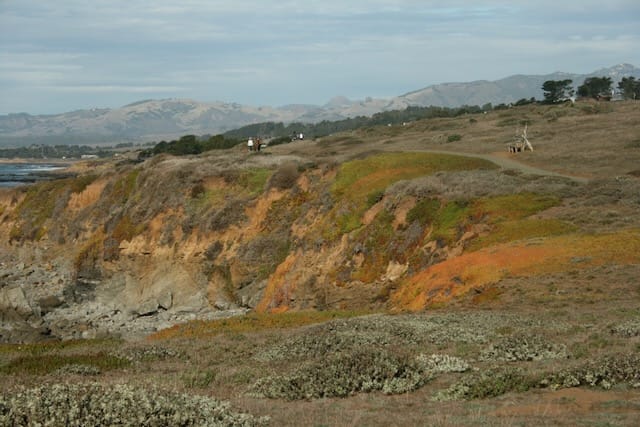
247, 138, 254, 152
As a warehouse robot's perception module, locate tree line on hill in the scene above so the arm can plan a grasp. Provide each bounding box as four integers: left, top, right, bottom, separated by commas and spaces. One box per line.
542, 76, 640, 104
222, 105, 495, 141
138, 134, 241, 158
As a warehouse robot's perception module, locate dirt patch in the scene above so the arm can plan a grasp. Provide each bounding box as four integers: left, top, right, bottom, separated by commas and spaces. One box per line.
362, 201, 384, 225
493, 388, 640, 420
392, 196, 417, 230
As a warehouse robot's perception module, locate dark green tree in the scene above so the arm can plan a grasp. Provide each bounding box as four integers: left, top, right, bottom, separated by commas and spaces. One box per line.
542, 79, 574, 103
617, 76, 640, 100
577, 77, 613, 99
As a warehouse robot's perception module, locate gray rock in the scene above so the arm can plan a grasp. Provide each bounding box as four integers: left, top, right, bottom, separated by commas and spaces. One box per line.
0, 286, 37, 319
38, 295, 64, 314
157, 292, 173, 310
214, 300, 230, 310
136, 300, 159, 317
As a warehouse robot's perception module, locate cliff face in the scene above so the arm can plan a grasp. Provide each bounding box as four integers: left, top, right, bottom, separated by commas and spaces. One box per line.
3, 102, 640, 343
0, 149, 499, 340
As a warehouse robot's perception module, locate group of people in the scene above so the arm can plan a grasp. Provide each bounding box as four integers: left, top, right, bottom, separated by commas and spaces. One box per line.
247, 137, 263, 152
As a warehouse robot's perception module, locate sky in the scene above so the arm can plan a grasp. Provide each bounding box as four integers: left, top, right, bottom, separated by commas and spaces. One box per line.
1, 0, 638, 115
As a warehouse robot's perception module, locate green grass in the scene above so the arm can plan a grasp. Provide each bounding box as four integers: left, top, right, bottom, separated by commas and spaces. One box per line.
332, 152, 496, 199
406, 198, 441, 226
468, 219, 576, 251
238, 168, 272, 196
328, 152, 496, 237
0, 353, 129, 375
474, 193, 560, 222
148, 310, 371, 341
464, 193, 569, 250
0, 339, 119, 356
431, 200, 470, 244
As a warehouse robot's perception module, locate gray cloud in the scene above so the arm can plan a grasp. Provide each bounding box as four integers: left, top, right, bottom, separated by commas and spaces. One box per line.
0, 0, 637, 113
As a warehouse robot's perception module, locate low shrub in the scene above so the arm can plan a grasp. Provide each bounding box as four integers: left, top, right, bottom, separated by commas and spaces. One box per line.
610, 319, 640, 337
249, 349, 426, 399
479, 334, 568, 362
0, 383, 268, 426
541, 353, 640, 390
415, 354, 470, 374
267, 162, 300, 190
406, 198, 440, 226
434, 367, 532, 401
255, 314, 445, 363
112, 345, 181, 363
53, 364, 101, 376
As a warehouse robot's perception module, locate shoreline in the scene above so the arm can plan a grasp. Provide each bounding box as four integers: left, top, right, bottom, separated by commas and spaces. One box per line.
0, 157, 75, 166
0, 161, 76, 187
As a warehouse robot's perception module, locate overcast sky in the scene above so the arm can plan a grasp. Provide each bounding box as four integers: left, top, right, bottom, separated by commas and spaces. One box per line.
1, 0, 638, 114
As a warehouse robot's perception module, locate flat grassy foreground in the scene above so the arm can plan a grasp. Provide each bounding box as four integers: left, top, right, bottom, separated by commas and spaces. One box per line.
2, 284, 640, 426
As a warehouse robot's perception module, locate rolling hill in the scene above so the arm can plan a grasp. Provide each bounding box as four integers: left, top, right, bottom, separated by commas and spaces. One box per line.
0, 64, 637, 146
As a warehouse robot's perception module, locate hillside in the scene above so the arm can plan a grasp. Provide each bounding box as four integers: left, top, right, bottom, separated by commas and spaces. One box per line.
1, 64, 638, 146
399, 63, 640, 107
1, 100, 640, 425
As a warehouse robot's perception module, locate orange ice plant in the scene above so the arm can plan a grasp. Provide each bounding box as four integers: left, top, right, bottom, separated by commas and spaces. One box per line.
391, 230, 640, 311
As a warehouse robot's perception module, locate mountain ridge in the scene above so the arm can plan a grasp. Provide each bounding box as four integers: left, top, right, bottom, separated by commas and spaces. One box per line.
1, 64, 638, 146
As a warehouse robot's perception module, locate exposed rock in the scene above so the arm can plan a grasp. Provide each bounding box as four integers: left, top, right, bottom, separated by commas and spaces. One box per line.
38, 295, 64, 314
157, 292, 173, 310
383, 261, 408, 282
214, 300, 230, 310
136, 300, 160, 317
460, 231, 478, 243
0, 285, 38, 321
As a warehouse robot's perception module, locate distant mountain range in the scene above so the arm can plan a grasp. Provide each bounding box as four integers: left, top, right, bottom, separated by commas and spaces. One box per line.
1, 64, 638, 146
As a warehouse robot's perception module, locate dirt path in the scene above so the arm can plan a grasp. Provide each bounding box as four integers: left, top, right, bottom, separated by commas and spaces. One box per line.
279, 137, 590, 183
417, 149, 590, 183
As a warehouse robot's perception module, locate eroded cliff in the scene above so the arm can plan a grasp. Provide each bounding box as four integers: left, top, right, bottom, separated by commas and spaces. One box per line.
3, 103, 640, 342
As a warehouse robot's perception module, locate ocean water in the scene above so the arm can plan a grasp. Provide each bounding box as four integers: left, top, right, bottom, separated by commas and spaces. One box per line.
0, 162, 65, 187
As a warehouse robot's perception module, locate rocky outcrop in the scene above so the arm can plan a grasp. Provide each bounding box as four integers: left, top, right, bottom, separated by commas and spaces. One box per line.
0, 255, 248, 342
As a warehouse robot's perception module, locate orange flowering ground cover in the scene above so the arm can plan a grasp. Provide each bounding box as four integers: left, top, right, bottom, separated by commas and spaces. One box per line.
391, 230, 640, 311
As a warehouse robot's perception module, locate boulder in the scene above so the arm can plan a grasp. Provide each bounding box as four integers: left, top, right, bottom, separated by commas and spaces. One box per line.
0, 285, 37, 319
157, 292, 173, 310
136, 300, 160, 317
383, 261, 408, 282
